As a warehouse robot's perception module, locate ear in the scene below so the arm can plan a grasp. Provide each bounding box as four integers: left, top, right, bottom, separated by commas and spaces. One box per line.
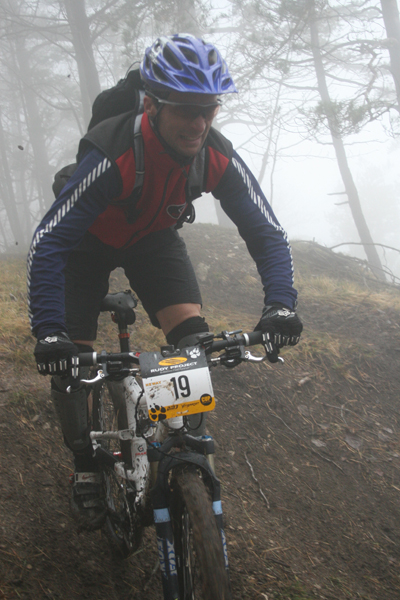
143, 95, 158, 119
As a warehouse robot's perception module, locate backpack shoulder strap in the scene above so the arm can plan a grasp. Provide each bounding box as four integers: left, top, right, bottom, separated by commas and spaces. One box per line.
131, 91, 145, 199
175, 147, 206, 229
186, 147, 206, 202
176, 128, 231, 229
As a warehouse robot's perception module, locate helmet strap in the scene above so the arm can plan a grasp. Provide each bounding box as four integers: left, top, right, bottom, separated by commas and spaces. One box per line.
144, 89, 167, 127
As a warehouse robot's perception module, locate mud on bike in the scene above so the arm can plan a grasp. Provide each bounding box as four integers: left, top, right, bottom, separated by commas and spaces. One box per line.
75, 290, 273, 600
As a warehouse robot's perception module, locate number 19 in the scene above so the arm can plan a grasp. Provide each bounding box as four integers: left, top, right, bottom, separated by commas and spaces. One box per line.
171, 375, 191, 399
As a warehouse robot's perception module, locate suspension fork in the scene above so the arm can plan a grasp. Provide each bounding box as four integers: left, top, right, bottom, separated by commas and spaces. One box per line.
149, 439, 229, 598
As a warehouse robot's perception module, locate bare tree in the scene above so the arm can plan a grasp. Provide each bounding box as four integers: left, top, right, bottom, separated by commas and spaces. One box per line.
380, 0, 400, 108
0, 110, 25, 249
13, 34, 55, 213
63, 0, 101, 126
308, 0, 385, 281
216, 0, 391, 279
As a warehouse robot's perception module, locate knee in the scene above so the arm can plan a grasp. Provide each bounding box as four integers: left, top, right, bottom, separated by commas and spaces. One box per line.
166, 316, 209, 349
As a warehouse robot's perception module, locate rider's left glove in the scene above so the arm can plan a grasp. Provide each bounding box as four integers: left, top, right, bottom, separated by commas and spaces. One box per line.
34, 332, 79, 377
255, 303, 303, 363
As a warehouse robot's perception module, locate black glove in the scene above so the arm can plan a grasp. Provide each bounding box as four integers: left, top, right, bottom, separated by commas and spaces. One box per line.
255, 303, 303, 363
34, 332, 79, 377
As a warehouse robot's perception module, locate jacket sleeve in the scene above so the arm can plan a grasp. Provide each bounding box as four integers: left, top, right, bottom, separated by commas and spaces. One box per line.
27, 148, 121, 339
212, 149, 298, 310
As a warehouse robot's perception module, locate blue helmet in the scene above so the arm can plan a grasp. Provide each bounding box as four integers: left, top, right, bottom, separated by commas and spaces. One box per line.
140, 34, 237, 95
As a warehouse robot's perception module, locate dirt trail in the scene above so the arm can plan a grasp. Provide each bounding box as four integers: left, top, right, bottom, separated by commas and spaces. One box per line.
1, 225, 400, 600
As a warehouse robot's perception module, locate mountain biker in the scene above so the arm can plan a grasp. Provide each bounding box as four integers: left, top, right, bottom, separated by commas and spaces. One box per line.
28, 34, 303, 531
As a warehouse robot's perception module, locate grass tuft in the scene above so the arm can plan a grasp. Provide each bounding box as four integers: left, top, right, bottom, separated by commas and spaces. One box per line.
296, 272, 400, 311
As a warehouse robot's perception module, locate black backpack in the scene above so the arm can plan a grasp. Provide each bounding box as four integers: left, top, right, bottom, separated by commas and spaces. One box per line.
52, 69, 144, 198
87, 68, 144, 130
52, 68, 198, 227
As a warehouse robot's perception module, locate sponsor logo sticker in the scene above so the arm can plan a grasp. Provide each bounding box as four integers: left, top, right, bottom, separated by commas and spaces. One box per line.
200, 394, 213, 406
158, 357, 187, 366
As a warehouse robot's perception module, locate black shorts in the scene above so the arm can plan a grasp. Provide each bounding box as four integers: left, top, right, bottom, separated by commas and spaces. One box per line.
64, 228, 201, 340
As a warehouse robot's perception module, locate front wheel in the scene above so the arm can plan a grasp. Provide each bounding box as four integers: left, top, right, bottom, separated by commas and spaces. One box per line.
170, 468, 231, 600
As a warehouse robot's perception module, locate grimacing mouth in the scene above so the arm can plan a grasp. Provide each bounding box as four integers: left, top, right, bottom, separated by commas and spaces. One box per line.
181, 135, 203, 141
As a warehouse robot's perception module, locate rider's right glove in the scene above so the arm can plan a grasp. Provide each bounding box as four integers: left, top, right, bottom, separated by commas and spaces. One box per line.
255, 303, 303, 364
34, 332, 79, 377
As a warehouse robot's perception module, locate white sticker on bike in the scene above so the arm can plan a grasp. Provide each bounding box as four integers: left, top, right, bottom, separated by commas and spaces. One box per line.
139, 346, 215, 421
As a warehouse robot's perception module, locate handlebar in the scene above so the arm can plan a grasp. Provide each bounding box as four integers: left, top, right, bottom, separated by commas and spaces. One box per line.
75, 329, 282, 389
79, 351, 140, 367
209, 330, 263, 352
78, 330, 265, 368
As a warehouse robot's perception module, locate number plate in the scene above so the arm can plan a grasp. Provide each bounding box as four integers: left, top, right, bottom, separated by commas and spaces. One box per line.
139, 346, 215, 421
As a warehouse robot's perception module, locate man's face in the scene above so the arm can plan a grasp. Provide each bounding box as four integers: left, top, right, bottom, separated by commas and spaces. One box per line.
144, 91, 220, 158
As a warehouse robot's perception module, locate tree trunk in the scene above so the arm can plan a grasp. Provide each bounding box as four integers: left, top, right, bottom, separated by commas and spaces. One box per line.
380, 0, 400, 109
308, 0, 386, 281
14, 105, 32, 245
0, 110, 25, 249
64, 0, 101, 127
14, 38, 55, 215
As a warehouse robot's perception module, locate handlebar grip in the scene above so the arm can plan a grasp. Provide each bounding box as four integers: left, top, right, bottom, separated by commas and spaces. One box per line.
78, 352, 97, 367
243, 330, 263, 346
209, 330, 264, 353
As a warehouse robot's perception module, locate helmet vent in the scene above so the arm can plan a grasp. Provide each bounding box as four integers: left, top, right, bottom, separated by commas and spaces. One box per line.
196, 70, 206, 84
208, 49, 218, 66
153, 64, 168, 82
180, 47, 199, 65
163, 46, 183, 70
180, 76, 195, 86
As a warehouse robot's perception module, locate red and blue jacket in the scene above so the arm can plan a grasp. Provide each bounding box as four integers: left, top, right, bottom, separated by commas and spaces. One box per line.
27, 111, 297, 339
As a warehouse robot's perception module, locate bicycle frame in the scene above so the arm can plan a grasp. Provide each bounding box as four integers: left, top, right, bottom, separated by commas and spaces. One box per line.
78, 289, 271, 599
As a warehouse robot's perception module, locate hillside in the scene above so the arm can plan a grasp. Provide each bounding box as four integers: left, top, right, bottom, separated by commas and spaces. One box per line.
1, 224, 400, 600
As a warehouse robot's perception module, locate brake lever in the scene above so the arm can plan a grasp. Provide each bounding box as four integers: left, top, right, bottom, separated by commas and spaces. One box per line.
81, 370, 106, 385
245, 351, 284, 364
66, 370, 106, 392
244, 351, 266, 363
79, 368, 140, 387
209, 350, 284, 367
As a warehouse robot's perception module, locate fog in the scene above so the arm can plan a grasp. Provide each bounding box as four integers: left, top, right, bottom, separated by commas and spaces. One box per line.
1, 0, 399, 283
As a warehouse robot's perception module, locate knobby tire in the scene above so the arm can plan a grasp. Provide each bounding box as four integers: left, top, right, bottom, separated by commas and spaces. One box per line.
170, 468, 231, 600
